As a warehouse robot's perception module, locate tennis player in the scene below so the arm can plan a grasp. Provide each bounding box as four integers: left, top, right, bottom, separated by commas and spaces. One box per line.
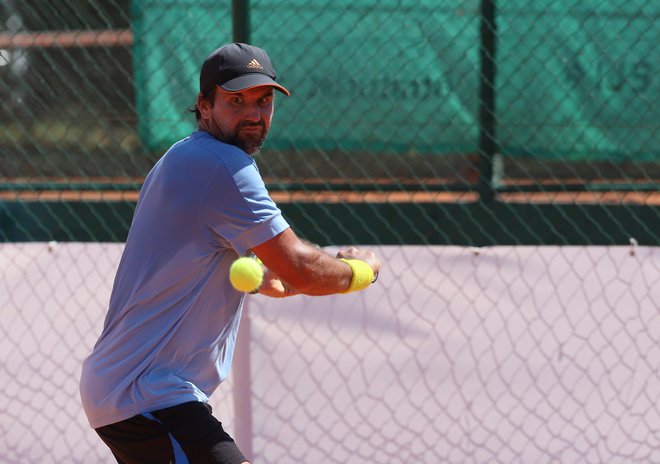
79, 43, 380, 464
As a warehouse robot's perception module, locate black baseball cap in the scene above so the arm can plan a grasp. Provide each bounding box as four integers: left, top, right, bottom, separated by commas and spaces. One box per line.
199, 43, 290, 96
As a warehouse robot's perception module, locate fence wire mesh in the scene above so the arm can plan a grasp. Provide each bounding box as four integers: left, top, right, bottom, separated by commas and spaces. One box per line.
1, 243, 659, 463
1, 1, 659, 463
0, 0, 658, 203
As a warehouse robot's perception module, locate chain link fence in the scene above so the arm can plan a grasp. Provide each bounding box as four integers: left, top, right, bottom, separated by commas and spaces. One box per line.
1, 0, 659, 463
1, 0, 658, 203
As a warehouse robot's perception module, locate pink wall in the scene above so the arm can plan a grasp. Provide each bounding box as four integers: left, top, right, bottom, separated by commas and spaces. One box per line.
1, 244, 658, 463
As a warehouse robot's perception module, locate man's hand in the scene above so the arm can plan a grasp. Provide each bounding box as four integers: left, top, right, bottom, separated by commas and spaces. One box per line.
257, 267, 299, 298
336, 246, 381, 279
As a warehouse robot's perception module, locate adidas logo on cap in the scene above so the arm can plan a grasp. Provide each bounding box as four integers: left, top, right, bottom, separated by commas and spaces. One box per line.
246, 59, 264, 70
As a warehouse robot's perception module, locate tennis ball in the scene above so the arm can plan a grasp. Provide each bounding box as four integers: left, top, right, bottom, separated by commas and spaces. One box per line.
229, 257, 264, 293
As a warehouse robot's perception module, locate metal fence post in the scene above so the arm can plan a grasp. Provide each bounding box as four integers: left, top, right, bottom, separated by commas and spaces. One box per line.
477, 0, 498, 202
232, 0, 250, 43
231, 5, 253, 458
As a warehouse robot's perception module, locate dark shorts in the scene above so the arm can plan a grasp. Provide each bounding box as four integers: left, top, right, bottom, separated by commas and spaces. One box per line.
95, 401, 247, 464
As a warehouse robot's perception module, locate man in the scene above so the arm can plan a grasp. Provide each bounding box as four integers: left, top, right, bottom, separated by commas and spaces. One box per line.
80, 43, 380, 464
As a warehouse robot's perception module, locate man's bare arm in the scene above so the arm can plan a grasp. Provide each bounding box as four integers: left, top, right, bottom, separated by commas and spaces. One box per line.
251, 228, 379, 297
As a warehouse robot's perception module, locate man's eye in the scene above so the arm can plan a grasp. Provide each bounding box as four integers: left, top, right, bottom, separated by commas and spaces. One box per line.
231, 97, 242, 105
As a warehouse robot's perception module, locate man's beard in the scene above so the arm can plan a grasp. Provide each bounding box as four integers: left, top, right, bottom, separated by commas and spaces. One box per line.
219, 121, 267, 155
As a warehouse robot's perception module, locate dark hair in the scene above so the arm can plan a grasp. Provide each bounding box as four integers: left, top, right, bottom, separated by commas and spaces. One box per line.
188, 87, 216, 121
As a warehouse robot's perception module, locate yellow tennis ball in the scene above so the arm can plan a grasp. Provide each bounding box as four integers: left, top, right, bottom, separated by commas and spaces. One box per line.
229, 257, 264, 293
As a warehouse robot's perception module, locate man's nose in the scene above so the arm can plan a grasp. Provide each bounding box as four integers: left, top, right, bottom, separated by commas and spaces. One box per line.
243, 103, 262, 122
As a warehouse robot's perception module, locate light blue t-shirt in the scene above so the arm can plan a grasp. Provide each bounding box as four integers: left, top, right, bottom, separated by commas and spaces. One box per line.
80, 131, 289, 428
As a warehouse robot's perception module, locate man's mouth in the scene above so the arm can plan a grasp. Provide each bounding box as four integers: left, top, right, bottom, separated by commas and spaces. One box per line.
239, 123, 264, 133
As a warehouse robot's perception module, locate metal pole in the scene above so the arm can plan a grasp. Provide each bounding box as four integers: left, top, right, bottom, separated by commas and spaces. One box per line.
477, 0, 498, 202
230, 4, 252, 457
232, 300, 253, 460
232, 0, 250, 43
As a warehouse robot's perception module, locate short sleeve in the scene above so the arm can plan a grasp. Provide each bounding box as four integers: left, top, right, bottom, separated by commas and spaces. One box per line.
201, 149, 289, 255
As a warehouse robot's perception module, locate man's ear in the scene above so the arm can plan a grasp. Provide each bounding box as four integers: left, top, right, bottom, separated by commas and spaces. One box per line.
197, 92, 211, 119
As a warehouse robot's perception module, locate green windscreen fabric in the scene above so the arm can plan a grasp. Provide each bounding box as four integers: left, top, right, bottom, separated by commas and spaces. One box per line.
132, 0, 658, 161
131, 0, 480, 155
497, 0, 658, 161
131, 0, 232, 151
